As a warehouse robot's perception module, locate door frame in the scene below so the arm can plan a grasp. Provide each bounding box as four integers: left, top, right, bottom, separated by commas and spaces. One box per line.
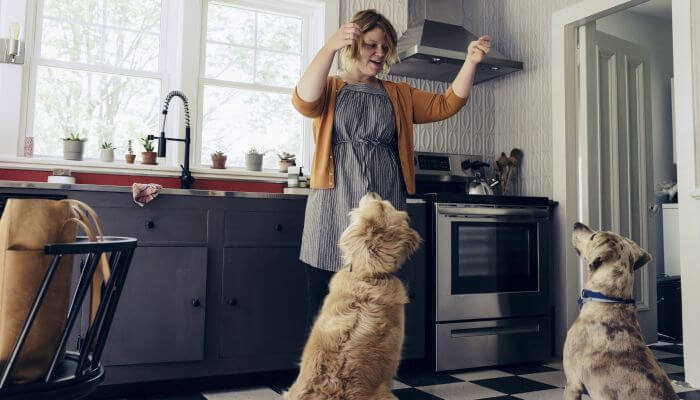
551, 0, 657, 355
577, 26, 656, 340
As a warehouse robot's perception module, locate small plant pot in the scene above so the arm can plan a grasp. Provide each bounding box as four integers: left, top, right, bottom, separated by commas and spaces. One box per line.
63, 140, 85, 161
125, 153, 136, 164
278, 159, 295, 173
100, 148, 115, 162
211, 155, 227, 169
141, 151, 158, 165
245, 153, 263, 171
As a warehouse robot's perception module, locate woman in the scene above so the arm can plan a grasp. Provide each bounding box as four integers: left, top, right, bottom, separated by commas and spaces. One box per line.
293, 9, 490, 330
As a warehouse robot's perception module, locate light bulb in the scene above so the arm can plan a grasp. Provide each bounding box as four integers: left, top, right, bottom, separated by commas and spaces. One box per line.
9, 23, 20, 41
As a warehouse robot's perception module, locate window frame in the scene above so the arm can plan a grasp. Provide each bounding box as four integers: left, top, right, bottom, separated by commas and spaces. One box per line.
20, 0, 171, 160
194, 0, 334, 171
12, 0, 338, 177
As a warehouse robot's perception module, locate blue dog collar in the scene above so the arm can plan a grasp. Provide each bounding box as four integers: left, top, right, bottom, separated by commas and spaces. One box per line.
577, 289, 636, 309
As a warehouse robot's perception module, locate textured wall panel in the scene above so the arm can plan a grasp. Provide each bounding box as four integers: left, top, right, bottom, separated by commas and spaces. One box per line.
340, 0, 495, 161
483, 0, 580, 197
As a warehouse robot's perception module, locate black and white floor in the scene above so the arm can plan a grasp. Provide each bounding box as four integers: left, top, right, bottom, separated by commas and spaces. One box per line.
120, 342, 697, 400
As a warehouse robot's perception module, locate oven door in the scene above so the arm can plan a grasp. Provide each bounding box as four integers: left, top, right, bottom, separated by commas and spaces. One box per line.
435, 203, 551, 322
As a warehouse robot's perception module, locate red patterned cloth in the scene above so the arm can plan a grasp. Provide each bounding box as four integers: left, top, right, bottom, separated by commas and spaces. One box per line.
131, 183, 163, 207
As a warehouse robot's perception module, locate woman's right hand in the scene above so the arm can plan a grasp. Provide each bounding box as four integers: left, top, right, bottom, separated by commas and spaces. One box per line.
324, 23, 361, 52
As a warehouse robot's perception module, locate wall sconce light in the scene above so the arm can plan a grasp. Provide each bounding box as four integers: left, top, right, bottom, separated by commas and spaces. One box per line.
1, 22, 25, 64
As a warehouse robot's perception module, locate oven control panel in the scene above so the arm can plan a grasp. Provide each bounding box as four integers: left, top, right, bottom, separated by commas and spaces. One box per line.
414, 152, 484, 179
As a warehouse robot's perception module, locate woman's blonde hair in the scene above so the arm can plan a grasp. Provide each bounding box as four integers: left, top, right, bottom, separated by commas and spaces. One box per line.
338, 9, 399, 74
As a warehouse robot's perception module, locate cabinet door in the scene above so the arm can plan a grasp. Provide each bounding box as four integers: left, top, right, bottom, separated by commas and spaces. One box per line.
220, 247, 307, 366
102, 246, 207, 366
398, 203, 428, 360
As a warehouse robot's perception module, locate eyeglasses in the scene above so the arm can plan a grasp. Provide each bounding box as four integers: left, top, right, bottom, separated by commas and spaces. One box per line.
362, 42, 389, 54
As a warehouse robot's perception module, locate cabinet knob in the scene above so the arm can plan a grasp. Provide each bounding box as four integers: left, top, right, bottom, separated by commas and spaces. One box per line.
192, 298, 201, 308
228, 298, 238, 306
145, 220, 155, 229
275, 224, 283, 232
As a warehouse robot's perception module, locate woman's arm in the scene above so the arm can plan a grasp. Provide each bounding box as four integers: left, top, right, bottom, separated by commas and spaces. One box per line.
451, 35, 491, 99
295, 23, 361, 102
410, 35, 492, 123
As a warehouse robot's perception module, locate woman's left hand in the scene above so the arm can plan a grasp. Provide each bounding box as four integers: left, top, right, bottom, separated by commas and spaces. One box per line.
466, 35, 491, 65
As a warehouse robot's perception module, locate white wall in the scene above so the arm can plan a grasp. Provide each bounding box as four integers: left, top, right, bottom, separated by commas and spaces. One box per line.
597, 10, 674, 277
675, 0, 700, 387
0, 0, 28, 155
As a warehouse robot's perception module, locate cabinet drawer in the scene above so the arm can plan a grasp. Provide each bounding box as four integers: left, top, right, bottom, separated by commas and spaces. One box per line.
225, 211, 304, 245
95, 207, 208, 244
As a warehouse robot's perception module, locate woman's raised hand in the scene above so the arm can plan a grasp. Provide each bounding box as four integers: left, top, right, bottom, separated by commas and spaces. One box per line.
325, 23, 362, 52
466, 35, 491, 65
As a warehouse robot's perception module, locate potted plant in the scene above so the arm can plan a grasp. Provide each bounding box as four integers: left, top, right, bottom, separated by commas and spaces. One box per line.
277, 151, 296, 173
62, 132, 87, 161
211, 151, 227, 169
125, 139, 136, 163
100, 141, 116, 162
141, 137, 157, 165
245, 147, 265, 171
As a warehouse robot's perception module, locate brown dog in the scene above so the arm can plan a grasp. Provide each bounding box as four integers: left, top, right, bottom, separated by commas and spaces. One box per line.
563, 222, 678, 400
284, 192, 421, 400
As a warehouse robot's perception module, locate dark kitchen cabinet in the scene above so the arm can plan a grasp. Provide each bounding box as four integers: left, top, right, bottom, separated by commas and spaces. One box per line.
102, 246, 207, 366
0, 186, 429, 388
399, 202, 428, 360
657, 276, 683, 341
219, 247, 307, 367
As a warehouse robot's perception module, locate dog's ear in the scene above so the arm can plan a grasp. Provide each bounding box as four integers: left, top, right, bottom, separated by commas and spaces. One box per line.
403, 227, 422, 256
623, 238, 652, 271
632, 247, 652, 271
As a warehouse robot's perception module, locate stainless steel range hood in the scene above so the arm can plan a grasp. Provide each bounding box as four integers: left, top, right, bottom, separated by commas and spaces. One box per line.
389, 20, 523, 84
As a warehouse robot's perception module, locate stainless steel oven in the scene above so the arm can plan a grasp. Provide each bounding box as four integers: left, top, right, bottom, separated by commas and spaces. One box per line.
434, 202, 552, 370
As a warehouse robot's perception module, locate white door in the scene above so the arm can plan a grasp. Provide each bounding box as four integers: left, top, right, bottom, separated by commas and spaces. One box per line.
577, 23, 657, 342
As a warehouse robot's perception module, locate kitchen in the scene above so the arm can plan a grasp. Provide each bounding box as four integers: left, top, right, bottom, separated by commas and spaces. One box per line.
0, 0, 698, 399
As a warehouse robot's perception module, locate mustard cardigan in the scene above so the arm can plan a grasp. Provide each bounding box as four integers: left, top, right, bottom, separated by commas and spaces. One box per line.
291, 76, 468, 194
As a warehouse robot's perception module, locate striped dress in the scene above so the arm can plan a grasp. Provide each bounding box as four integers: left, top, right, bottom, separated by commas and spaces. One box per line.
299, 82, 407, 272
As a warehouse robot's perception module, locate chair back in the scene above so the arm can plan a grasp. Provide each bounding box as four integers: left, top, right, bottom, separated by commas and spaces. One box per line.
0, 236, 138, 400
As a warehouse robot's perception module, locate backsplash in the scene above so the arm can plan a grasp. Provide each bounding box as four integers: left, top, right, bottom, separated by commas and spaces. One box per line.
482, 0, 581, 197
340, 0, 496, 165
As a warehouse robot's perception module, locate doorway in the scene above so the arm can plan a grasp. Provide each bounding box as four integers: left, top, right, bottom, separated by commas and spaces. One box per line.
553, 0, 696, 388
576, 0, 676, 345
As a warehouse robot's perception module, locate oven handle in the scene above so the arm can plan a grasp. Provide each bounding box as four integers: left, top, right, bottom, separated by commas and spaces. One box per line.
450, 324, 540, 338
436, 205, 549, 218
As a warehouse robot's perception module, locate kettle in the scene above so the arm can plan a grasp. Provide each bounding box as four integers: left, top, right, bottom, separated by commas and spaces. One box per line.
468, 172, 499, 195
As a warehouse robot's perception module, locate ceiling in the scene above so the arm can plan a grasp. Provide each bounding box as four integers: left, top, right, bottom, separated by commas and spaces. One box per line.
628, 0, 672, 21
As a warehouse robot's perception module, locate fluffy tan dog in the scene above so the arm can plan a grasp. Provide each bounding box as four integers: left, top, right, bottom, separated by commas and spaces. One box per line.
284, 192, 422, 400
564, 222, 678, 400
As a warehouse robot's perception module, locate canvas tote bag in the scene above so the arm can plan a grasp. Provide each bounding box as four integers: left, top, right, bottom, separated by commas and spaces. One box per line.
0, 198, 110, 384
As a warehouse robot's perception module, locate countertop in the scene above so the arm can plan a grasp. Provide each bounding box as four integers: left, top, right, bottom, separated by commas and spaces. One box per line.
0, 180, 426, 203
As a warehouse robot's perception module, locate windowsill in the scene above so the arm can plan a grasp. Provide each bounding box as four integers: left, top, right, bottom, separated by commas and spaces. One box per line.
0, 155, 288, 183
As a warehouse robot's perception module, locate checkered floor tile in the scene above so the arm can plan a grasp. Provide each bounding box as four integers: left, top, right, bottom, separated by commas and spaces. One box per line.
120, 342, 697, 399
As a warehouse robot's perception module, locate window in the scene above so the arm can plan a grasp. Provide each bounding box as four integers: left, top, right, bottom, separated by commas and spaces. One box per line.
199, 0, 307, 170
27, 0, 164, 159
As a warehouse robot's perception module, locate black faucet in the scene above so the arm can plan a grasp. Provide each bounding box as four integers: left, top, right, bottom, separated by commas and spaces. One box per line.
148, 91, 194, 189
